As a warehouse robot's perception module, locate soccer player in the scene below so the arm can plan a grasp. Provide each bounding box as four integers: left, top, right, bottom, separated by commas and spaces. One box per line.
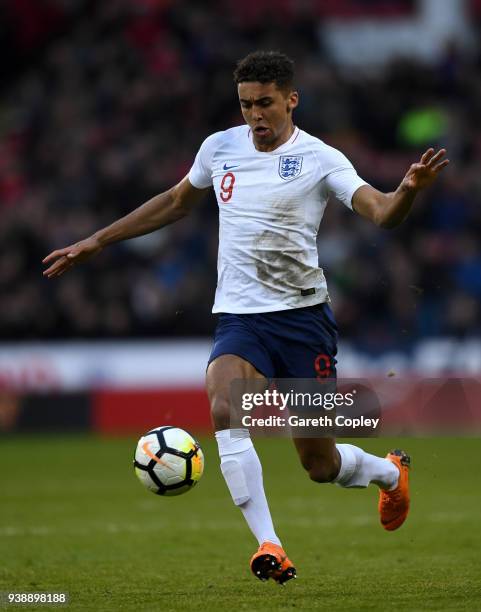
43, 51, 449, 584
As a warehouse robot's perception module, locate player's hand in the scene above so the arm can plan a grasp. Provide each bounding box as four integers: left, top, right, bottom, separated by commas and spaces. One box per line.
42, 236, 103, 278
400, 148, 449, 192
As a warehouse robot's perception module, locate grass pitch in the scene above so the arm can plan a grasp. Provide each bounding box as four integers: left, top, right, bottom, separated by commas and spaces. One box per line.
1, 435, 480, 611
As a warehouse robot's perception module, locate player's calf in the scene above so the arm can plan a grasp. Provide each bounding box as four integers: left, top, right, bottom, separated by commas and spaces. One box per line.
209, 395, 231, 430
305, 460, 340, 483
294, 438, 341, 483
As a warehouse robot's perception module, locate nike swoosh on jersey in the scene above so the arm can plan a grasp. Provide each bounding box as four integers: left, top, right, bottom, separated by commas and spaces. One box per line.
222, 163, 239, 170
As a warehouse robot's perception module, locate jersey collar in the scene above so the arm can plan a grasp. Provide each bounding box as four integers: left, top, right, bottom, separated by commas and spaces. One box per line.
247, 126, 300, 155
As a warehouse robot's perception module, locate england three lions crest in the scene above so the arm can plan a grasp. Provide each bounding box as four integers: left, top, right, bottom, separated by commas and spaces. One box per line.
278, 155, 303, 181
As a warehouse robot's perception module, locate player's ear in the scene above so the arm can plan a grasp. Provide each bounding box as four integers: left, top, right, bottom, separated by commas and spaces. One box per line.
287, 90, 298, 113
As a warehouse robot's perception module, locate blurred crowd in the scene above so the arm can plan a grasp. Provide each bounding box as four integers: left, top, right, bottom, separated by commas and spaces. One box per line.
1, 0, 481, 351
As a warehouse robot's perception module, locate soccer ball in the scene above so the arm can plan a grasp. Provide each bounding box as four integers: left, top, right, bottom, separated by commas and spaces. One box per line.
133, 426, 204, 496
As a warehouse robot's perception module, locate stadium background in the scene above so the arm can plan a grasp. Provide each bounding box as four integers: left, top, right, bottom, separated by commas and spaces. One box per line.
1, 0, 481, 427
1, 1, 481, 610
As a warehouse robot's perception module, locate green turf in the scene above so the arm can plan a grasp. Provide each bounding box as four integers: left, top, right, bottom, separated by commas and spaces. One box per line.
1, 435, 480, 611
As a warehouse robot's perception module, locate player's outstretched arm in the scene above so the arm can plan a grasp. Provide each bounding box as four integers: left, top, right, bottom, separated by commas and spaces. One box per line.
43, 176, 208, 278
352, 148, 449, 229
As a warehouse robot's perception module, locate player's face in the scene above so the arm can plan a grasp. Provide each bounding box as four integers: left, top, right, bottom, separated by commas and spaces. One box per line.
238, 81, 298, 152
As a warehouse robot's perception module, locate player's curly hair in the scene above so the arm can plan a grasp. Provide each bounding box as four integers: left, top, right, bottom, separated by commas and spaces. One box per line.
233, 51, 294, 91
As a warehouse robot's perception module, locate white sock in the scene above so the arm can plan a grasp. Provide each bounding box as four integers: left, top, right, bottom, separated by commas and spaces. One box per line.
333, 443, 399, 490
215, 428, 281, 546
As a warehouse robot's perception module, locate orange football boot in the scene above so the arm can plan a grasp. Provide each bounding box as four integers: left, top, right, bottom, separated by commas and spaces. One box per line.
378, 449, 411, 531
250, 541, 297, 585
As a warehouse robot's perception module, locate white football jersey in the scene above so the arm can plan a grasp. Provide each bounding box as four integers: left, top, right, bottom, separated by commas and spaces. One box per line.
188, 125, 367, 314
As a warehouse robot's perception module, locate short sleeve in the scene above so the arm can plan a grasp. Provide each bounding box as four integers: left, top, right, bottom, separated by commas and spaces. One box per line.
317, 146, 368, 210
188, 132, 222, 189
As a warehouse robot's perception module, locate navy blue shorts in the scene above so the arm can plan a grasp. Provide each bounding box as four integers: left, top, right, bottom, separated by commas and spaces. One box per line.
208, 302, 338, 379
